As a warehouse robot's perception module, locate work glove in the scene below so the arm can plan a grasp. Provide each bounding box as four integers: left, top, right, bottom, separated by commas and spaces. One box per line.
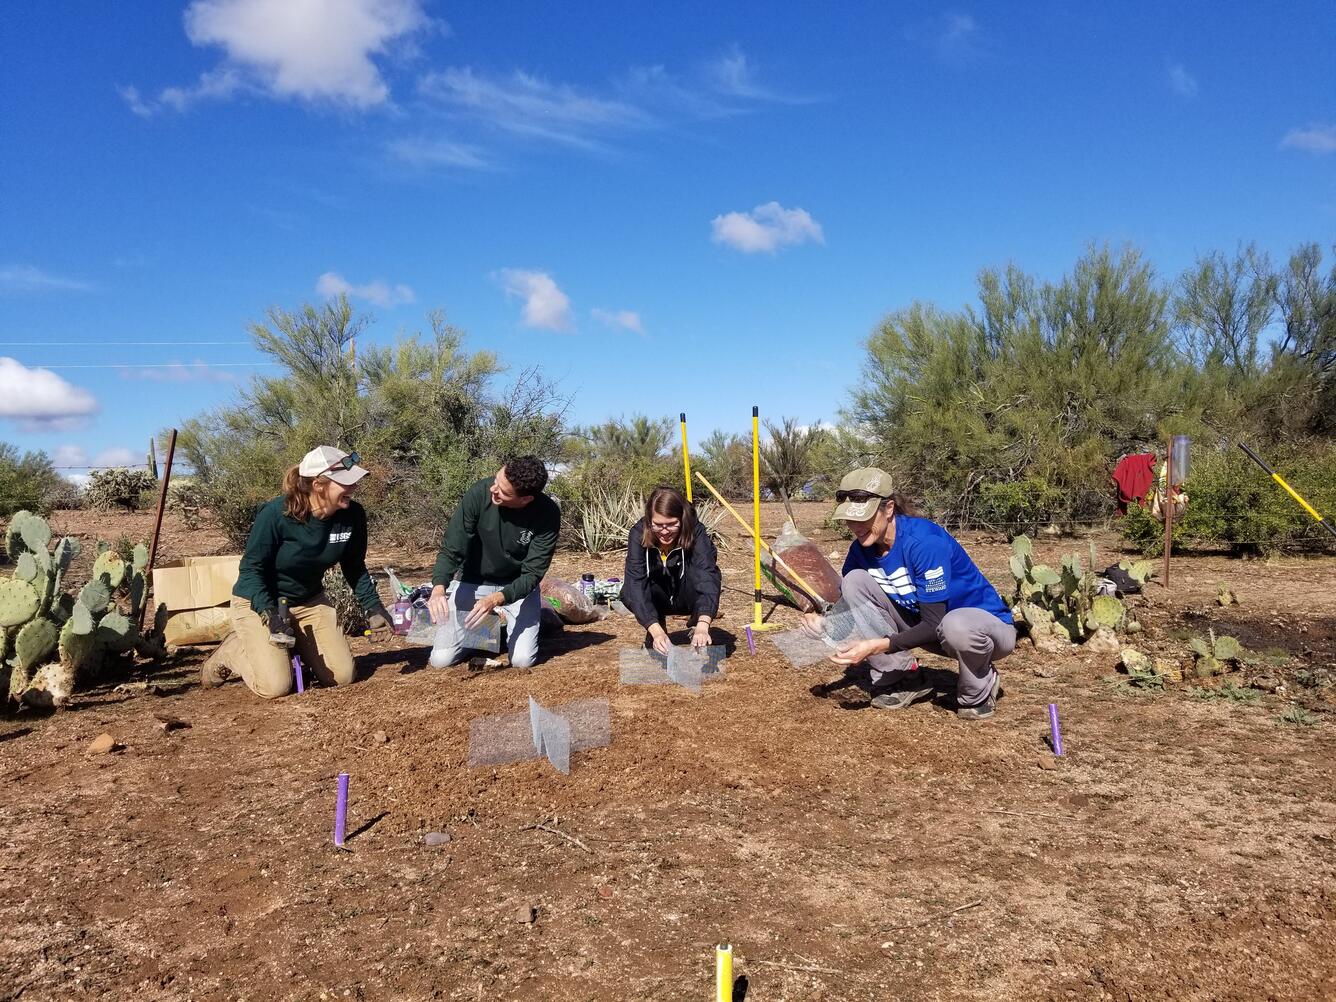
262, 606, 296, 649
366, 607, 393, 643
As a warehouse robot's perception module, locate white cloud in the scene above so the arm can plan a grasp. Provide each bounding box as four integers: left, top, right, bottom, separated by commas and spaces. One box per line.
711, 202, 825, 254
591, 308, 644, 334
0, 265, 95, 294
1169, 63, 1199, 98
93, 447, 139, 468
386, 136, 493, 170
707, 46, 771, 100
495, 269, 573, 331
419, 67, 649, 149
906, 12, 982, 64
316, 271, 415, 307
1281, 123, 1336, 155
0, 358, 99, 428
117, 361, 242, 383
52, 445, 88, 468
122, 0, 430, 115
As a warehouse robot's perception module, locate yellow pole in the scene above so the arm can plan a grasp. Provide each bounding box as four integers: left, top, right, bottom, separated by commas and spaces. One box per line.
695, 470, 829, 609
680, 412, 693, 502
715, 944, 733, 1002
752, 406, 765, 629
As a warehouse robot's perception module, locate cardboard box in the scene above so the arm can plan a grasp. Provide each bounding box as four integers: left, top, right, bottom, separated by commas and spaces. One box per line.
151, 555, 241, 646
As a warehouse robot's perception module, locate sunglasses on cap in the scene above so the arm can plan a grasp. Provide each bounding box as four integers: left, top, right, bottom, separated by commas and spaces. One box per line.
835, 489, 887, 504
326, 452, 361, 472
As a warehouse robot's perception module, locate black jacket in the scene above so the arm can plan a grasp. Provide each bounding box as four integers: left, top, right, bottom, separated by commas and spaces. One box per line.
622, 519, 721, 628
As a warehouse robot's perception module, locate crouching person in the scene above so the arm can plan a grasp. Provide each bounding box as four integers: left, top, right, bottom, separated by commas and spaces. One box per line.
803, 468, 1016, 720
427, 456, 560, 669
215, 446, 392, 698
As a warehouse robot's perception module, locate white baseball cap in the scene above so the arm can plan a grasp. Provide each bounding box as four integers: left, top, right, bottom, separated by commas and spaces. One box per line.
298, 446, 368, 487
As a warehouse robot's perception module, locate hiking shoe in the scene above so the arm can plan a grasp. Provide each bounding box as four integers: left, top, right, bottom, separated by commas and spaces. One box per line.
869, 668, 933, 710
957, 672, 1002, 721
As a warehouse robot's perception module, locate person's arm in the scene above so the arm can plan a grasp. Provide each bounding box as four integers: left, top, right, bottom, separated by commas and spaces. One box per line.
432, 481, 484, 587
621, 523, 658, 629
498, 501, 559, 604
340, 505, 387, 614
885, 601, 946, 652
690, 528, 721, 621
234, 501, 281, 615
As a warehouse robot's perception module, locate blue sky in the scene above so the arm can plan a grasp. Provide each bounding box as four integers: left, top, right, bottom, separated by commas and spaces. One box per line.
2, 1, 1334, 476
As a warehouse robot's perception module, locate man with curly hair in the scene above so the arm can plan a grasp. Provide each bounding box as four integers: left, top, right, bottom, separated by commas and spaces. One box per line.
427, 456, 560, 669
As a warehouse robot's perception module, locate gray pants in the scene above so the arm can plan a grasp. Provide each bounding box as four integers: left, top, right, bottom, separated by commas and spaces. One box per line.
842, 568, 1016, 708
428, 581, 543, 669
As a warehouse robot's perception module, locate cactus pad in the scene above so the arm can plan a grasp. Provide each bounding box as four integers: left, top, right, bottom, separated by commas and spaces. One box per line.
98, 612, 137, 654
14, 552, 37, 582
132, 542, 149, 574
70, 601, 94, 635
1008, 554, 1027, 582
0, 579, 40, 627
1213, 635, 1243, 661
19, 514, 51, 554
8, 662, 31, 701
1011, 534, 1034, 561
79, 579, 111, 614
1091, 595, 1125, 628
53, 536, 78, 572
59, 618, 99, 669
15, 618, 58, 670
1030, 565, 1061, 587
92, 551, 127, 589
1189, 637, 1212, 659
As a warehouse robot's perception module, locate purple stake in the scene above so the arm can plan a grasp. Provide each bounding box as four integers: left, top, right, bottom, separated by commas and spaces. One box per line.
1048, 703, 1064, 757
745, 624, 756, 655
292, 655, 305, 694
334, 772, 349, 846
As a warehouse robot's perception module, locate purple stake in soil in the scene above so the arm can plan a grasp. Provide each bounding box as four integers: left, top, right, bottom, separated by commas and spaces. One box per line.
1048, 703, 1064, 757
292, 655, 305, 694
745, 624, 756, 655
334, 772, 349, 846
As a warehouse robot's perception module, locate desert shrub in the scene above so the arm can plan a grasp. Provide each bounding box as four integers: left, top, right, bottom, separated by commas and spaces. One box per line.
0, 444, 66, 518
1120, 444, 1336, 555
322, 567, 371, 636
83, 468, 158, 511
166, 479, 204, 529
47, 479, 84, 511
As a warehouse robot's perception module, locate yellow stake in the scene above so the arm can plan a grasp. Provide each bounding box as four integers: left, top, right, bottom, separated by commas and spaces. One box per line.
716, 944, 733, 1002
680, 412, 693, 503
751, 407, 767, 629
695, 470, 830, 610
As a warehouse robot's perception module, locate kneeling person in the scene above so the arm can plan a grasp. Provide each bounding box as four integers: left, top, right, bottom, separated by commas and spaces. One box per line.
227, 446, 392, 699
803, 468, 1015, 720
427, 456, 559, 669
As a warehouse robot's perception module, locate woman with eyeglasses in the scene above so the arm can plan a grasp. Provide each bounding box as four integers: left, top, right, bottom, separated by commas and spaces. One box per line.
622, 486, 722, 655
802, 468, 1015, 720
221, 446, 393, 698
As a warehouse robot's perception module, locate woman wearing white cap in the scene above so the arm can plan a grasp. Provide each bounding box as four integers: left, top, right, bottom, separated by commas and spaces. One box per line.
802, 468, 1015, 720
224, 446, 392, 698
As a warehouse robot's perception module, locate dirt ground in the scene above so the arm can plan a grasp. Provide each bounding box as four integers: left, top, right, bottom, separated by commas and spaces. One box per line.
2, 503, 1334, 1001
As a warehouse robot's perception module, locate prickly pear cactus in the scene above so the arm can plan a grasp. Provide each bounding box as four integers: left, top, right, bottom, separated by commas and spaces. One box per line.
0, 578, 40, 628
15, 552, 37, 582
15, 618, 58, 670
97, 611, 137, 655
79, 579, 112, 614
1090, 596, 1125, 629
91, 551, 127, 589
1009, 534, 1136, 649
59, 617, 99, 670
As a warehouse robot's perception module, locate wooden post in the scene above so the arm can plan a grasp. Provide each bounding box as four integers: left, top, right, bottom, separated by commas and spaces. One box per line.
1162, 440, 1174, 587
140, 428, 177, 630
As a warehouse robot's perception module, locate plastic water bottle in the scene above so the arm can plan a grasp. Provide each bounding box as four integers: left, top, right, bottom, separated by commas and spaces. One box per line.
580, 573, 596, 603
392, 596, 413, 636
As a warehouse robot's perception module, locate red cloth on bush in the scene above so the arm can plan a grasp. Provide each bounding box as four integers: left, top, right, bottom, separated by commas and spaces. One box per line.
1112, 453, 1156, 514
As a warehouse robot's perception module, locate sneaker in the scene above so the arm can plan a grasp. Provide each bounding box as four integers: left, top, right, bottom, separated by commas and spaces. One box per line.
957, 672, 1002, 721
869, 668, 934, 710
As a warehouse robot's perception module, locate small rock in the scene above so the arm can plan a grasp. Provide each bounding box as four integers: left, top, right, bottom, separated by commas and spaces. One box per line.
371, 730, 389, 744
515, 903, 536, 924
596, 885, 613, 899
423, 832, 451, 847
1037, 756, 1059, 771
87, 733, 119, 755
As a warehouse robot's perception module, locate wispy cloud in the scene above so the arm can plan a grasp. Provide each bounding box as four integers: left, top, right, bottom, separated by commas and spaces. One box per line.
1281, 123, 1336, 155
706, 46, 773, 100
120, 0, 432, 115
0, 357, 99, 429
711, 202, 825, 255
1168, 63, 1199, 98
386, 136, 493, 171
907, 12, 983, 65
316, 271, 415, 307
591, 308, 644, 335
494, 269, 573, 331
0, 265, 95, 294
116, 361, 243, 383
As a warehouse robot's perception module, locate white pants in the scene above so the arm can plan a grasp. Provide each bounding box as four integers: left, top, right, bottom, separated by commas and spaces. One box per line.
428, 581, 543, 669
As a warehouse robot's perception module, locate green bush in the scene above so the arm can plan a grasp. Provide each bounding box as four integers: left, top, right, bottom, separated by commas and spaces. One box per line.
0, 444, 66, 518
1120, 445, 1336, 555
83, 468, 158, 512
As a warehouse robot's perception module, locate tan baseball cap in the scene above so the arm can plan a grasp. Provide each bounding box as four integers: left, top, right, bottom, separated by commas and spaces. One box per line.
298, 445, 368, 487
832, 467, 893, 521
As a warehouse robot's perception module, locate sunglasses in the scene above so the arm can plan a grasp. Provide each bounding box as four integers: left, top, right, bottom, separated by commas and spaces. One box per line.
835, 489, 887, 504
326, 452, 361, 472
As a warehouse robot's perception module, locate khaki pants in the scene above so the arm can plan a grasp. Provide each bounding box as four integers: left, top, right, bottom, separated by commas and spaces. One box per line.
228, 594, 354, 699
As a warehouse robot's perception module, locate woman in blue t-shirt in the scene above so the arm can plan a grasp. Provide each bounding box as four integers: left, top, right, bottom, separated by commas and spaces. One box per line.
801, 467, 1015, 720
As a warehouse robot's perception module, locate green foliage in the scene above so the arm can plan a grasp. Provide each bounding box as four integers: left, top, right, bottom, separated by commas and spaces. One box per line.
322, 567, 370, 636
695, 430, 751, 500
1189, 682, 1262, 703
760, 417, 830, 501
83, 468, 158, 511
177, 302, 566, 548
166, 479, 204, 529
0, 444, 66, 518
1008, 534, 1139, 646
1187, 628, 1247, 678
1278, 704, 1320, 727
1121, 444, 1336, 555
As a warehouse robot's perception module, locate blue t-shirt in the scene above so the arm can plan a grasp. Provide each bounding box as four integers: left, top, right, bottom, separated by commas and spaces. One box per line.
842, 515, 1013, 624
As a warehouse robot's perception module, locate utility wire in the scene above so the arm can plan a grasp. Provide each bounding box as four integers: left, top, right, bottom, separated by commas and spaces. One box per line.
18, 362, 277, 369
0, 340, 253, 346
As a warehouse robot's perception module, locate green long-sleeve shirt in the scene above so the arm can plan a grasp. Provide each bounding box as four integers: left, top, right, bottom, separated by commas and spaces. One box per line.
233, 496, 382, 615
432, 477, 560, 603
